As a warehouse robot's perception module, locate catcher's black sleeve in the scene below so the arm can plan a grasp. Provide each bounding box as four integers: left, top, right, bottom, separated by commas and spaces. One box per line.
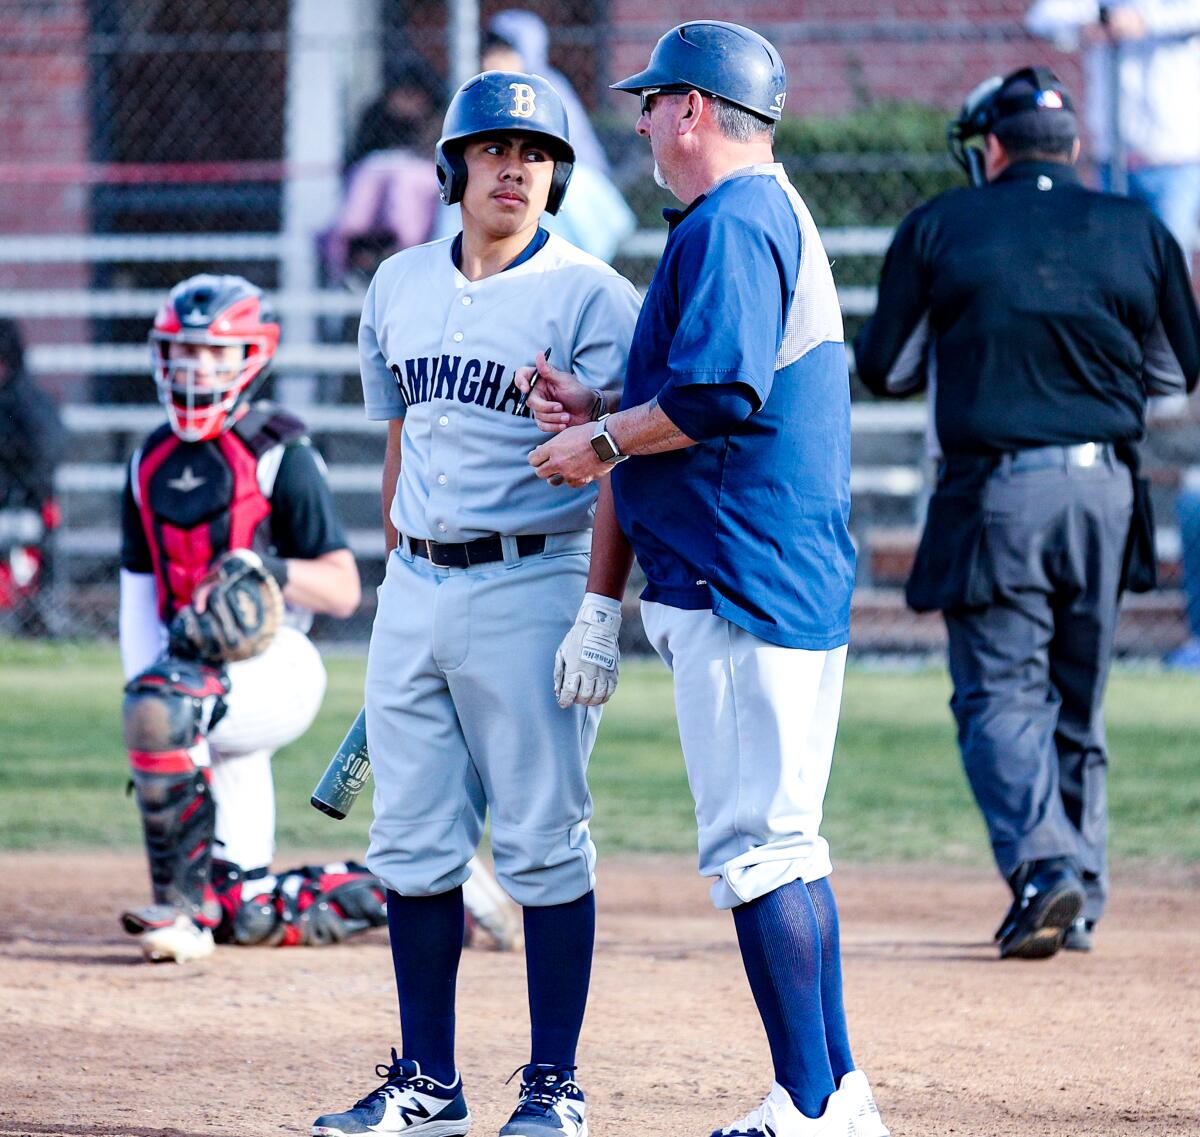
120, 462, 154, 573
269, 441, 349, 560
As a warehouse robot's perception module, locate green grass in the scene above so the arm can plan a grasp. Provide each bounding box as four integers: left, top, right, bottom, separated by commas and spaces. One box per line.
2, 638, 1198, 865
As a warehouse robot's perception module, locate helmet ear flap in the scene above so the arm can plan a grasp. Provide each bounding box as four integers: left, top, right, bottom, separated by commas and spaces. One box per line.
436, 145, 468, 206
546, 160, 574, 215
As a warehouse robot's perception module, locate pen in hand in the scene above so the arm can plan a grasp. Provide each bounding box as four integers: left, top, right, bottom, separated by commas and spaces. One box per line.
517, 346, 552, 415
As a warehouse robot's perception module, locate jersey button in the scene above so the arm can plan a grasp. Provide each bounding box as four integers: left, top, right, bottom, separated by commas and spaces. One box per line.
438, 415, 449, 426
437, 522, 447, 532
461, 296, 472, 306
452, 331, 464, 343
437, 474, 448, 485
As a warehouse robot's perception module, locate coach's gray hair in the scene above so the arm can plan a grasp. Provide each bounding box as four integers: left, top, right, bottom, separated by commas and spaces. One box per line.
709, 96, 776, 143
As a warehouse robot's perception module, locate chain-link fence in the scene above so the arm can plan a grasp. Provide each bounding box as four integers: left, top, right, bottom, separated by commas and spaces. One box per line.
2, 1, 1197, 659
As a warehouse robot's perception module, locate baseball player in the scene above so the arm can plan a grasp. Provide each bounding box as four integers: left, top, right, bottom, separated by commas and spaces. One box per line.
526, 22, 888, 1137
117, 273, 388, 964
311, 72, 640, 1137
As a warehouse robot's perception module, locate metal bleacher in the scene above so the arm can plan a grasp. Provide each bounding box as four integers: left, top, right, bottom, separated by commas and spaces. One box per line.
7, 227, 1189, 651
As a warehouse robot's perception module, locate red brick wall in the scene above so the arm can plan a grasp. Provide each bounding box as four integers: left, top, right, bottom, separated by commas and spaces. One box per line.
609, 1, 1083, 121
0, 0, 89, 311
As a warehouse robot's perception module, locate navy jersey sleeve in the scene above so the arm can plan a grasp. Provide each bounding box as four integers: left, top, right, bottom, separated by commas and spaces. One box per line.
268, 441, 349, 559
662, 208, 798, 410
655, 382, 757, 441
120, 461, 154, 573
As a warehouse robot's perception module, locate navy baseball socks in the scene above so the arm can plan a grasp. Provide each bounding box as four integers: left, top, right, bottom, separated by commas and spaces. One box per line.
724, 877, 889, 1137
322, 887, 594, 1136
499, 891, 595, 1137
313, 889, 470, 1134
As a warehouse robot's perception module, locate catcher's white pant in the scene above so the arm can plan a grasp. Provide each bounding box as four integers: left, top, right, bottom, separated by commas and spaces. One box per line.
201, 625, 327, 871
641, 601, 846, 909
365, 537, 599, 907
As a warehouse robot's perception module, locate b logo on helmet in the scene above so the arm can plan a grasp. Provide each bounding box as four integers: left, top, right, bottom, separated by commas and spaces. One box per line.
509, 83, 537, 118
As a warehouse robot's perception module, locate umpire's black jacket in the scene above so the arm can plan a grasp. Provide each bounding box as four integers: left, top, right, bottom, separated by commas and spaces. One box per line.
853, 159, 1200, 609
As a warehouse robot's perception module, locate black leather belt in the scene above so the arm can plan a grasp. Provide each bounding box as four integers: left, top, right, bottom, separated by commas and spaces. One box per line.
405, 532, 547, 569
1004, 442, 1116, 473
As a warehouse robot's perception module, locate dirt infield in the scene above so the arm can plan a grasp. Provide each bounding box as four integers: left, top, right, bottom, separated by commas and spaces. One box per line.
0, 853, 1197, 1137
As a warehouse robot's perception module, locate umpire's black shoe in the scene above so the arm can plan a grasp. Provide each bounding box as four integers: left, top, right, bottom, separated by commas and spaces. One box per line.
998, 858, 1085, 961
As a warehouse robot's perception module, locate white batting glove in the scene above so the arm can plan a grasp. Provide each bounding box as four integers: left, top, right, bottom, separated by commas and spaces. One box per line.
554, 592, 623, 708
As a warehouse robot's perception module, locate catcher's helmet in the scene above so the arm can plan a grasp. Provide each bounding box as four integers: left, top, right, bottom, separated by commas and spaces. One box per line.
948, 66, 1076, 185
435, 70, 575, 214
611, 21, 787, 122
149, 274, 280, 443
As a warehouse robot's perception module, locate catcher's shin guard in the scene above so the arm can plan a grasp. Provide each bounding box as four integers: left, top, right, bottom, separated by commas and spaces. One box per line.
122, 658, 229, 930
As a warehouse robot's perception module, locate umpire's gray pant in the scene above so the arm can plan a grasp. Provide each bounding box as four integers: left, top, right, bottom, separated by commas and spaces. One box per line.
944, 450, 1132, 923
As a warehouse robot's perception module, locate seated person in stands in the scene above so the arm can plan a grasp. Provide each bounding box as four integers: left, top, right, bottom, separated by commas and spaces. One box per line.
0, 318, 64, 620
322, 57, 445, 285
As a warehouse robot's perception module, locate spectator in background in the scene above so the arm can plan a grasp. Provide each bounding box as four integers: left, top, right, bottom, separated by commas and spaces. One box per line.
0, 319, 64, 621
1027, 2, 1200, 668
344, 56, 442, 173
0, 319, 63, 515
446, 8, 637, 263
323, 57, 445, 287
1026, 1, 1200, 260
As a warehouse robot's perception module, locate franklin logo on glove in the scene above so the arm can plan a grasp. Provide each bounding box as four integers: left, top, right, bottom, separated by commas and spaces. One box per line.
554, 592, 622, 708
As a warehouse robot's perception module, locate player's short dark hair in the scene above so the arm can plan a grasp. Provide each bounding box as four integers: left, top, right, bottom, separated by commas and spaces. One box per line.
709, 95, 776, 143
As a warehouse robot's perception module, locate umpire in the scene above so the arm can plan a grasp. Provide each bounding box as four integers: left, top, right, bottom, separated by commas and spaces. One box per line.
855, 67, 1200, 960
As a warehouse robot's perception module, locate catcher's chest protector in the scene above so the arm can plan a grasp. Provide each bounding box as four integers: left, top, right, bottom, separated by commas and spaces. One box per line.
136, 408, 305, 620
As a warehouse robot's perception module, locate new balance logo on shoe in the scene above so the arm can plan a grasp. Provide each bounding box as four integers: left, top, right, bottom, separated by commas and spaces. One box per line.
312, 1052, 470, 1137
395, 1098, 432, 1126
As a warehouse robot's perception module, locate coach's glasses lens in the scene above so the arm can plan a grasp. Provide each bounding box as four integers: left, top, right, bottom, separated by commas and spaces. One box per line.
639, 88, 662, 116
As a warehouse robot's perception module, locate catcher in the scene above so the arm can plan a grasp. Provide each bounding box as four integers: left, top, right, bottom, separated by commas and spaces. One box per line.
117, 273, 376, 963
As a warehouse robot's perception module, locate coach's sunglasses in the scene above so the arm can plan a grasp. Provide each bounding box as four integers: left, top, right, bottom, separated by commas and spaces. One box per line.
639, 86, 694, 115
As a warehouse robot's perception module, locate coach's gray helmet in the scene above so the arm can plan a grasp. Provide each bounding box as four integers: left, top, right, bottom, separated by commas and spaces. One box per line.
611, 21, 787, 122
435, 70, 575, 213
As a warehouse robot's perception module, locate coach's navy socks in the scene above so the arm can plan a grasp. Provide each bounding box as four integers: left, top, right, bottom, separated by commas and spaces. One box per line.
385, 887, 463, 1085
523, 889, 596, 1069
807, 875, 854, 1081
732, 878, 837, 1119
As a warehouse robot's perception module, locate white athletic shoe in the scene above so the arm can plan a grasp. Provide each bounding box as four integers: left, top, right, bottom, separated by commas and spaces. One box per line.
838, 1070, 889, 1137
138, 915, 216, 964
710, 1081, 852, 1136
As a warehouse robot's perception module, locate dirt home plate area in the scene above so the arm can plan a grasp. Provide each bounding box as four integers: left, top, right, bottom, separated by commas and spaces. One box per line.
0, 853, 1196, 1137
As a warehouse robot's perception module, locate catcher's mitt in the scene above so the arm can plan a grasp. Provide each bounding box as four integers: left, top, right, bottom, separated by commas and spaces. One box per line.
168, 549, 284, 664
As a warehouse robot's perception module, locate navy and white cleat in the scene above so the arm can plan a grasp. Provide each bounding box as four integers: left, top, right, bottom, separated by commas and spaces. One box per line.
312, 1052, 470, 1136
499, 1065, 587, 1137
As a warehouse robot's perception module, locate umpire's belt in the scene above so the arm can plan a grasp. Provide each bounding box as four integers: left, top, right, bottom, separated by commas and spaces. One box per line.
404, 532, 546, 569
999, 442, 1116, 474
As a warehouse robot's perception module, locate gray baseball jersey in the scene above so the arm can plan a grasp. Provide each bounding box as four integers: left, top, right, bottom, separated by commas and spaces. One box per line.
359, 231, 642, 542
359, 228, 641, 905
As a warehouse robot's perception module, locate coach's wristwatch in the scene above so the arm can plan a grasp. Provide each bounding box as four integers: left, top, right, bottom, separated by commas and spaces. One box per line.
589, 414, 627, 465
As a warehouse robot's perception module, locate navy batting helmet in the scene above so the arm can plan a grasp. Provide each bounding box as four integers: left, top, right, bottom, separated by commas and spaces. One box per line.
611, 21, 787, 122
435, 70, 575, 214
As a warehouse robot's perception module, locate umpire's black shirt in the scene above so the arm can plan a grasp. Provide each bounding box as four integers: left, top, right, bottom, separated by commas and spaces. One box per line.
854, 160, 1200, 455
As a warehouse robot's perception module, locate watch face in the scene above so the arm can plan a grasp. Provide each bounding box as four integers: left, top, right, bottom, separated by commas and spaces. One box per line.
590, 430, 619, 463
